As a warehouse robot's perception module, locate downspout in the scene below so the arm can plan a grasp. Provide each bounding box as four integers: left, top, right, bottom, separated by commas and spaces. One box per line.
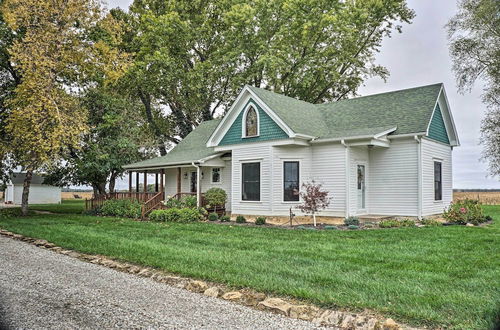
341, 139, 350, 218
414, 136, 422, 220
192, 161, 201, 208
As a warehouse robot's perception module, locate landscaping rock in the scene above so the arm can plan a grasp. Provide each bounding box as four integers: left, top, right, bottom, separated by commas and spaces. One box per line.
288, 305, 320, 320
382, 318, 400, 330
137, 268, 153, 277
257, 298, 292, 316
127, 266, 141, 274
185, 280, 209, 293
33, 239, 49, 246
68, 251, 81, 258
161, 276, 183, 285
339, 314, 356, 328
203, 287, 223, 298
222, 291, 243, 301
313, 310, 343, 326
466, 223, 475, 227
239, 291, 266, 306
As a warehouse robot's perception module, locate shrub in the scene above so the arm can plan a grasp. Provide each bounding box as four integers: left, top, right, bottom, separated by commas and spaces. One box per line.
485, 215, 493, 222
220, 215, 231, 222
344, 216, 360, 226
0, 208, 29, 218
347, 225, 359, 230
149, 208, 202, 222
255, 216, 266, 225
204, 188, 227, 212
399, 219, 416, 227
443, 199, 485, 225
164, 195, 197, 209
100, 199, 142, 218
236, 215, 246, 223
420, 218, 441, 226
208, 212, 219, 221
379, 219, 400, 228
324, 225, 338, 230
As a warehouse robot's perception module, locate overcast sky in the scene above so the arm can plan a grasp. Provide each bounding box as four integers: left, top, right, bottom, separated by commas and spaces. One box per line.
107, 0, 500, 189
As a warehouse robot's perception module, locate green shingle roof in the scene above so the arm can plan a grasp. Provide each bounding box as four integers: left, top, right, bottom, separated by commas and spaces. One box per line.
124, 83, 445, 169
123, 119, 221, 169
249, 83, 443, 138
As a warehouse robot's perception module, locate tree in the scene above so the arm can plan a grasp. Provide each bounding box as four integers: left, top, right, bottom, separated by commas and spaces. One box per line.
297, 181, 331, 226
0, 0, 115, 215
115, 0, 414, 154
45, 88, 156, 196
447, 0, 500, 178
204, 187, 228, 213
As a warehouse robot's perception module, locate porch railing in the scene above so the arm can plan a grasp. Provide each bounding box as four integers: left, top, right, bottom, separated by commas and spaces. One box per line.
85, 192, 157, 211
141, 191, 165, 219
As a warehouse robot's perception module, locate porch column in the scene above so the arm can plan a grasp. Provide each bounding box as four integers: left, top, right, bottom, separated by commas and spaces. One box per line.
143, 170, 148, 193
155, 173, 159, 192
176, 167, 181, 196
160, 169, 164, 193
128, 171, 132, 198
135, 172, 140, 193
196, 166, 201, 207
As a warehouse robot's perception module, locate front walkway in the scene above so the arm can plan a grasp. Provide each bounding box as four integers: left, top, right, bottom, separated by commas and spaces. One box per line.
0, 236, 319, 329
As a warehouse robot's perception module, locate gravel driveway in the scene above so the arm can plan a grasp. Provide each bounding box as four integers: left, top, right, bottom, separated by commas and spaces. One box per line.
0, 236, 320, 329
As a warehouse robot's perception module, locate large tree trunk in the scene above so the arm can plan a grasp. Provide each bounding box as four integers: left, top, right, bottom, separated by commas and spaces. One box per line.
137, 89, 168, 156
21, 169, 33, 216
108, 171, 118, 193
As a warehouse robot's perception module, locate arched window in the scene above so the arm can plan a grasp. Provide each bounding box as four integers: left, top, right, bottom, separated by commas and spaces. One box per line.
245, 106, 258, 137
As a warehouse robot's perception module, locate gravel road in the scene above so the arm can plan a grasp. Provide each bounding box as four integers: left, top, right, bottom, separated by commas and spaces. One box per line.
0, 235, 320, 329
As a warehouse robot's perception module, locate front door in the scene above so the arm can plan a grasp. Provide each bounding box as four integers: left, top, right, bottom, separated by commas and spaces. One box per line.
357, 164, 366, 212
190, 172, 197, 193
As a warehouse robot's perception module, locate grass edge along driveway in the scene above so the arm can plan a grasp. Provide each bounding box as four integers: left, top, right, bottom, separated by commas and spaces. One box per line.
0, 203, 499, 329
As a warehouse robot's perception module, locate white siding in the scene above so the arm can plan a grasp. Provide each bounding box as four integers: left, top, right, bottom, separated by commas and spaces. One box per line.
231, 145, 273, 215
368, 138, 419, 216
11, 184, 61, 204
272, 146, 312, 215
349, 146, 369, 215
310, 143, 346, 217
421, 137, 452, 216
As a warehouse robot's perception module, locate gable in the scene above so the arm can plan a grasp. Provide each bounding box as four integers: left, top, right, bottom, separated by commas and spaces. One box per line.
219, 99, 289, 146
428, 103, 450, 144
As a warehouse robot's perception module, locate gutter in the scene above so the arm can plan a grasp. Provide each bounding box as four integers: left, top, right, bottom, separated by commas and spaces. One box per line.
414, 135, 422, 219
341, 139, 350, 218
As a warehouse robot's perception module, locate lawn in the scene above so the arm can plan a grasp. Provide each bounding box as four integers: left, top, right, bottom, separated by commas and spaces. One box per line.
29, 199, 85, 214
0, 205, 499, 329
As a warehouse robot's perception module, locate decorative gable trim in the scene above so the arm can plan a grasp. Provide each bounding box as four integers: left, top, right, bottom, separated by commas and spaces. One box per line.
207, 86, 296, 147
425, 86, 460, 146
241, 102, 260, 138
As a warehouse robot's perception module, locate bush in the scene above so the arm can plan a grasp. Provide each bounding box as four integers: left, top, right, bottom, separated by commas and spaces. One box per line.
204, 188, 227, 211
347, 225, 359, 230
485, 215, 493, 222
255, 216, 266, 225
344, 216, 360, 226
420, 219, 441, 226
164, 195, 197, 209
0, 208, 30, 218
235, 215, 246, 223
149, 208, 203, 222
100, 199, 142, 218
324, 225, 338, 230
208, 213, 219, 221
399, 219, 416, 227
220, 215, 231, 222
443, 199, 485, 225
379, 219, 400, 228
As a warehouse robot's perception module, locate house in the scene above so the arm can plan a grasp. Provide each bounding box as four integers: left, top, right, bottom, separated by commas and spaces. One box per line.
4, 173, 61, 205
121, 83, 459, 219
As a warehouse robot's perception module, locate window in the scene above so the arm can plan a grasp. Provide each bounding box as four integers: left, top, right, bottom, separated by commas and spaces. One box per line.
211, 168, 221, 183
283, 161, 299, 201
245, 106, 258, 137
242, 162, 260, 201
434, 161, 442, 201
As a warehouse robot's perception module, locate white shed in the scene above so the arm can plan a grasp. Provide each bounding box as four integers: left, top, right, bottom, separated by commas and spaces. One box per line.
4, 173, 61, 205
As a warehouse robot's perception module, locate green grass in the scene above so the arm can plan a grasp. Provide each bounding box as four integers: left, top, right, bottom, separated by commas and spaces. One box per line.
29, 199, 85, 214
0, 206, 499, 329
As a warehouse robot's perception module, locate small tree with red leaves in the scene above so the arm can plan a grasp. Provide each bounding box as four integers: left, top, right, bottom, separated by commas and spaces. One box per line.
297, 181, 331, 226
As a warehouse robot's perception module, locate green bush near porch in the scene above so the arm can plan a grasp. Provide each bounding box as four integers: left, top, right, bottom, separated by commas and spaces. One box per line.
100, 199, 142, 218
149, 208, 204, 223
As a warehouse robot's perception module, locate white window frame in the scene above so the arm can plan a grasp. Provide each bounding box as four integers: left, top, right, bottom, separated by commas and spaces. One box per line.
210, 167, 222, 184
282, 160, 301, 203
241, 102, 260, 138
433, 159, 443, 202
240, 160, 262, 203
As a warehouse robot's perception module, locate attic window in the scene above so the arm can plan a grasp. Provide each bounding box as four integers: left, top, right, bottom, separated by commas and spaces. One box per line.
244, 106, 258, 137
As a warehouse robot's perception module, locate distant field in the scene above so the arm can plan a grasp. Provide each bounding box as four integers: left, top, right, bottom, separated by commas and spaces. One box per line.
61, 192, 93, 200
454, 191, 500, 205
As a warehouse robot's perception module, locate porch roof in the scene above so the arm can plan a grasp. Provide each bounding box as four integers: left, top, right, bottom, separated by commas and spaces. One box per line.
123, 119, 221, 170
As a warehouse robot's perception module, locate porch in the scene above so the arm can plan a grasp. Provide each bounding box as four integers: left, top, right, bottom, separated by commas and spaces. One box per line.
85, 167, 225, 219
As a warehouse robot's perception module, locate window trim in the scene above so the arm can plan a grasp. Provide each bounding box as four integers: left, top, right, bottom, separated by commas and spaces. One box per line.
210, 167, 222, 184
282, 160, 300, 203
240, 160, 261, 202
241, 103, 260, 138
434, 161, 442, 201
